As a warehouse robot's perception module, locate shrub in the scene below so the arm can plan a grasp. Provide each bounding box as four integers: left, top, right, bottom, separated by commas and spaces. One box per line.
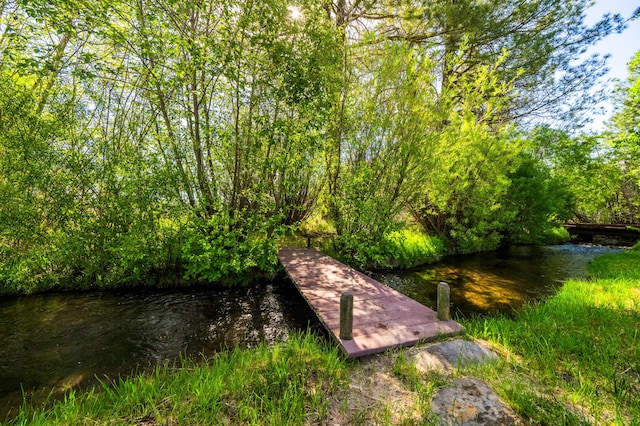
181, 213, 286, 285
325, 228, 446, 270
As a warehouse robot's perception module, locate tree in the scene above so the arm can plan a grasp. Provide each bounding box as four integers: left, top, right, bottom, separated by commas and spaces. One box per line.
0, 0, 343, 291
365, 0, 628, 128
1, 0, 632, 292
502, 152, 574, 244
604, 50, 640, 223
326, 38, 440, 266
323, 0, 626, 254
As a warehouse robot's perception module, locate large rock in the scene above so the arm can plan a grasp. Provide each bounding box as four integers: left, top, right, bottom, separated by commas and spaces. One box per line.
413, 339, 497, 373
431, 377, 522, 425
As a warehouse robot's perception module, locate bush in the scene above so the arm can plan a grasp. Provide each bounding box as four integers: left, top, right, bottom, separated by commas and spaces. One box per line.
0, 213, 186, 295
503, 154, 574, 245
181, 213, 286, 285
382, 229, 446, 269
540, 226, 571, 244
325, 228, 446, 270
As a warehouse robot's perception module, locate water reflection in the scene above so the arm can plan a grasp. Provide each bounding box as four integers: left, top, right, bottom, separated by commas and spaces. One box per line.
373, 244, 621, 316
0, 281, 319, 419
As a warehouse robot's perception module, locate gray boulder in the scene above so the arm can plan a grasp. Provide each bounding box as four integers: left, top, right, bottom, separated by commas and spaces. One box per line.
413, 340, 498, 373
431, 377, 522, 425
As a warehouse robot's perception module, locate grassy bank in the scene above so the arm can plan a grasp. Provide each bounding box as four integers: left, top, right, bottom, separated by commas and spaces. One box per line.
288, 227, 448, 271
1, 221, 568, 297
464, 244, 640, 424
10, 333, 346, 425
9, 245, 639, 425
325, 229, 448, 270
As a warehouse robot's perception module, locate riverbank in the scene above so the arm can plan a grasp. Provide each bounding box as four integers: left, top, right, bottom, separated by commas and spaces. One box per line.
0, 225, 570, 297
9, 244, 638, 424
463, 244, 640, 423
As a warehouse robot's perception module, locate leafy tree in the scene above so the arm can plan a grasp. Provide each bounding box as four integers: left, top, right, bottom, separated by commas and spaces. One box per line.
367, 0, 628, 128
1, 0, 343, 291
1, 0, 633, 293
405, 51, 521, 253
605, 50, 640, 223
0, 73, 63, 291
526, 125, 627, 224
116, 0, 340, 223
410, 117, 519, 253
325, 0, 624, 254
327, 39, 437, 266
610, 51, 640, 134
527, 49, 639, 225
502, 153, 574, 244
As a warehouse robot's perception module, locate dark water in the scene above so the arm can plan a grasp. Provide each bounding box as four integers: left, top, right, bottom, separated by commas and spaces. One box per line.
0, 281, 319, 419
0, 244, 620, 419
373, 244, 621, 316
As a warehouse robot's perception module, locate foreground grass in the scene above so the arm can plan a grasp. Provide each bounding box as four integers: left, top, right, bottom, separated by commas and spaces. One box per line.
11, 333, 346, 425
10, 245, 640, 425
465, 244, 640, 424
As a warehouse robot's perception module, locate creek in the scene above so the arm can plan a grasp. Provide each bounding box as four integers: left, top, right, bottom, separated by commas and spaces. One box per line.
0, 243, 620, 418
374, 243, 621, 316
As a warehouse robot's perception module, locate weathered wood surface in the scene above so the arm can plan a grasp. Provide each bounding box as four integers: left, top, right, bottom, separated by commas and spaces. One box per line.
437, 282, 451, 321
278, 247, 465, 358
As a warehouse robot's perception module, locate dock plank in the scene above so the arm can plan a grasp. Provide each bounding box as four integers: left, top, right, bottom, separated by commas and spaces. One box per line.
278, 247, 465, 358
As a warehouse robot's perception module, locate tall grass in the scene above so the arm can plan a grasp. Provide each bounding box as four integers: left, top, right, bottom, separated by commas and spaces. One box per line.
464, 244, 640, 424
382, 229, 446, 269
541, 226, 571, 245
588, 242, 640, 280
320, 228, 447, 271
11, 333, 346, 425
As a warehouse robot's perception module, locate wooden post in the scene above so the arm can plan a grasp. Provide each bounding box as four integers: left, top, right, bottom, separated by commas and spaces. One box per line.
437, 282, 450, 321
340, 292, 353, 340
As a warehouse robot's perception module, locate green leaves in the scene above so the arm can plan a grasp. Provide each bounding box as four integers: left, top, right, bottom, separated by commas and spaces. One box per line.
2, 0, 632, 293
503, 153, 574, 244
181, 212, 286, 284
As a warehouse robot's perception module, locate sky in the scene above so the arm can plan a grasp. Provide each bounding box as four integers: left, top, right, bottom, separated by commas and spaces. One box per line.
583, 0, 640, 132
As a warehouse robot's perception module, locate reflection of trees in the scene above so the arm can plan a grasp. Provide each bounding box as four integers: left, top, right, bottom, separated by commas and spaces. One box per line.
0, 285, 310, 417
377, 246, 616, 315
0, 293, 148, 414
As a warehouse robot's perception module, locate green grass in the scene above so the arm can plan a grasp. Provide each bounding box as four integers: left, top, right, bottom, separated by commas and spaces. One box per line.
382, 229, 447, 269
541, 226, 572, 244
10, 333, 346, 425
588, 243, 640, 280
321, 228, 447, 271
464, 244, 640, 424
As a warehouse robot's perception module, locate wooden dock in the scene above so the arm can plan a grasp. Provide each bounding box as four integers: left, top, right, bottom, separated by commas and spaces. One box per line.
278, 247, 465, 358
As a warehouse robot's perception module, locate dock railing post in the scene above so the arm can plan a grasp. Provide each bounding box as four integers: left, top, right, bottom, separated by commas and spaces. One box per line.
340, 292, 353, 340
437, 282, 450, 321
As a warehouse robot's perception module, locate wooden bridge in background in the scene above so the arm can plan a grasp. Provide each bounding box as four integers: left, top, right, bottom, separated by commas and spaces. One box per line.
565, 223, 640, 246
277, 247, 465, 358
